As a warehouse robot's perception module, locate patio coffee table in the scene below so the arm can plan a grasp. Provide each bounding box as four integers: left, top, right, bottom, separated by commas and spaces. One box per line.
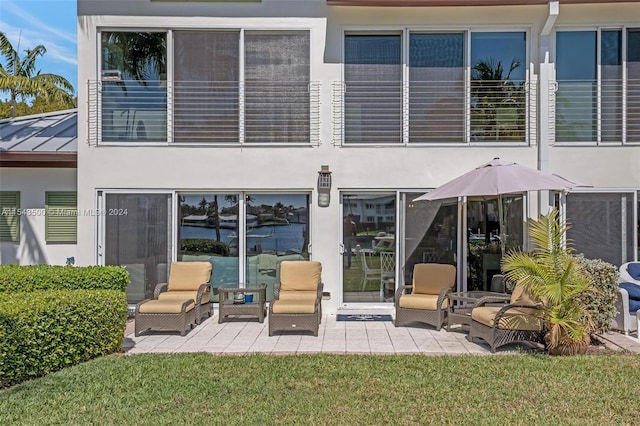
447, 291, 510, 332
218, 283, 267, 323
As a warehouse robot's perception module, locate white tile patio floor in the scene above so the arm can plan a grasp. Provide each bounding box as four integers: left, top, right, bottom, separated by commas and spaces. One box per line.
123, 308, 561, 355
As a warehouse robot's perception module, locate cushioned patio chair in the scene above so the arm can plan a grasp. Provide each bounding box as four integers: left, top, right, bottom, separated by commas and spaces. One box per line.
394, 263, 456, 330
468, 283, 545, 352
155, 261, 213, 324
268, 260, 323, 336
611, 262, 640, 336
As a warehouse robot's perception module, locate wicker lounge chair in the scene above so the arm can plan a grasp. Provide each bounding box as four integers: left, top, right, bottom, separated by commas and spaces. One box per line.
155, 261, 213, 324
394, 263, 456, 330
268, 260, 323, 336
468, 283, 545, 352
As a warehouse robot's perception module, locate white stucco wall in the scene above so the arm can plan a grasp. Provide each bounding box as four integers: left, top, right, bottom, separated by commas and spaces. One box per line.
0, 168, 77, 265
76, 0, 640, 313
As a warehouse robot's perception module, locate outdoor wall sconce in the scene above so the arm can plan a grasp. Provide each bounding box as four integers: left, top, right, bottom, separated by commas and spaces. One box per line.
317, 165, 332, 208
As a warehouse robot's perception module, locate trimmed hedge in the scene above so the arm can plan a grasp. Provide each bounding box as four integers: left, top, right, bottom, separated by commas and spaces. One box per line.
180, 238, 230, 256
574, 255, 619, 334
0, 265, 129, 293
0, 289, 128, 389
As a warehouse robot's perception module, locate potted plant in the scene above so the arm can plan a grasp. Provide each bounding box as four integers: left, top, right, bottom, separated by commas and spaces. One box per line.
501, 208, 595, 355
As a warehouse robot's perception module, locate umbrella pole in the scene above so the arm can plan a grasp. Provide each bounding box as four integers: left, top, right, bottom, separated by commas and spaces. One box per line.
498, 195, 505, 257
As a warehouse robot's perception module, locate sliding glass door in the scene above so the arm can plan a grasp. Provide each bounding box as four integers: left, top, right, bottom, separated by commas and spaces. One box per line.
341, 192, 396, 304
103, 193, 172, 304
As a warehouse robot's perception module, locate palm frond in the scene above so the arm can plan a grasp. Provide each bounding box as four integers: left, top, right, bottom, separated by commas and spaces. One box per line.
20, 46, 47, 78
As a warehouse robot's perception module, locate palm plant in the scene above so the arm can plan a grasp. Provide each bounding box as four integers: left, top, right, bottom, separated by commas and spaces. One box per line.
501, 208, 595, 354
0, 32, 75, 118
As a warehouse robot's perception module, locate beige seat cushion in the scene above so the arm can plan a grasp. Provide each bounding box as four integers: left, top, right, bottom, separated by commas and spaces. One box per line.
271, 299, 316, 314
279, 261, 322, 292
412, 263, 456, 295
138, 299, 195, 314
278, 290, 318, 303
399, 293, 449, 310
472, 306, 543, 331
158, 290, 210, 304
167, 262, 212, 291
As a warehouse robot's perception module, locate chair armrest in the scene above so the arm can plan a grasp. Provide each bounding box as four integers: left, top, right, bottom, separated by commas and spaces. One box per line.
135, 298, 153, 312
196, 282, 210, 304
154, 283, 168, 298
436, 287, 452, 310
611, 288, 632, 332
274, 282, 282, 300
473, 294, 511, 308
180, 299, 196, 312
316, 282, 324, 300
491, 303, 545, 330
394, 285, 412, 307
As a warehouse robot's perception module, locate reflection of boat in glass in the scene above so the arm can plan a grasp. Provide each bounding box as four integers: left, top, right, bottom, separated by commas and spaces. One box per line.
218, 214, 258, 229
228, 228, 276, 255
218, 214, 237, 229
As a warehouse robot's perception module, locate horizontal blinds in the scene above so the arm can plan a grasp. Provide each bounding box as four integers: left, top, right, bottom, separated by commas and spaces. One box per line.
0, 191, 20, 242
46, 192, 77, 243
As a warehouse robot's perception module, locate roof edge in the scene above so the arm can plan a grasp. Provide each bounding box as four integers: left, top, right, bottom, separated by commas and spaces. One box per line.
0, 151, 77, 168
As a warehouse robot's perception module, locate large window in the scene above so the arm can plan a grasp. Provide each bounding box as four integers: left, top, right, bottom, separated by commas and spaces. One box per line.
566, 192, 636, 266
178, 193, 310, 302
555, 28, 640, 144
98, 29, 311, 145
101, 31, 167, 143
341, 30, 528, 145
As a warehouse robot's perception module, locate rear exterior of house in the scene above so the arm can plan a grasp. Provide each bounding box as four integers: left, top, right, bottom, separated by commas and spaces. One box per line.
76, 0, 640, 314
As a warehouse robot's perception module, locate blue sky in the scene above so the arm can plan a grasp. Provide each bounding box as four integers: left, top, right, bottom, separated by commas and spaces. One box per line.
0, 0, 77, 95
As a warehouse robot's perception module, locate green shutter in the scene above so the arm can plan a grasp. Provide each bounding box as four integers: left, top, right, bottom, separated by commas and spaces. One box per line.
0, 192, 20, 242
46, 192, 77, 243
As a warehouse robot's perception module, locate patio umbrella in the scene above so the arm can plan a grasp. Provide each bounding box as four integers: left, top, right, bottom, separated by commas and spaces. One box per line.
413, 157, 581, 255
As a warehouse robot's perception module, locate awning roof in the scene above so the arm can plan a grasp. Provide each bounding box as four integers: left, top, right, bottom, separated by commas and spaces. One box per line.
0, 109, 77, 168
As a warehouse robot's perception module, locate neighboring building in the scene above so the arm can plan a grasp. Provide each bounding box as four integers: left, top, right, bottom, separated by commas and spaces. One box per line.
76, 0, 639, 312
0, 109, 78, 265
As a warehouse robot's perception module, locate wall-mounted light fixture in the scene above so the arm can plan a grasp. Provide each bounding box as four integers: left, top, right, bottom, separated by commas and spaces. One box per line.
317, 165, 332, 208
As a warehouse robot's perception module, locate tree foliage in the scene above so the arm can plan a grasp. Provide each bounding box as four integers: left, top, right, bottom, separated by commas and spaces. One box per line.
0, 32, 75, 118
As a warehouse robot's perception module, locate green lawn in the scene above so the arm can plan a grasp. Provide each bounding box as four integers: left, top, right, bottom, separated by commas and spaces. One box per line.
1, 353, 639, 425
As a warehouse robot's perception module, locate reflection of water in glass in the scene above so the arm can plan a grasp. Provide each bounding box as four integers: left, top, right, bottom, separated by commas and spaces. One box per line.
180, 223, 306, 254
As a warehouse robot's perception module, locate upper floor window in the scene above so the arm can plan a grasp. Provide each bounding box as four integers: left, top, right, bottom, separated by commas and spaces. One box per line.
555, 28, 640, 144
96, 29, 313, 145
338, 30, 529, 145
101, 31, 167, 143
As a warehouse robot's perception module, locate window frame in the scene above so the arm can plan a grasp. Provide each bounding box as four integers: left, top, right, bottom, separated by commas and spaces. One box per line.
96, 27, 315, 147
